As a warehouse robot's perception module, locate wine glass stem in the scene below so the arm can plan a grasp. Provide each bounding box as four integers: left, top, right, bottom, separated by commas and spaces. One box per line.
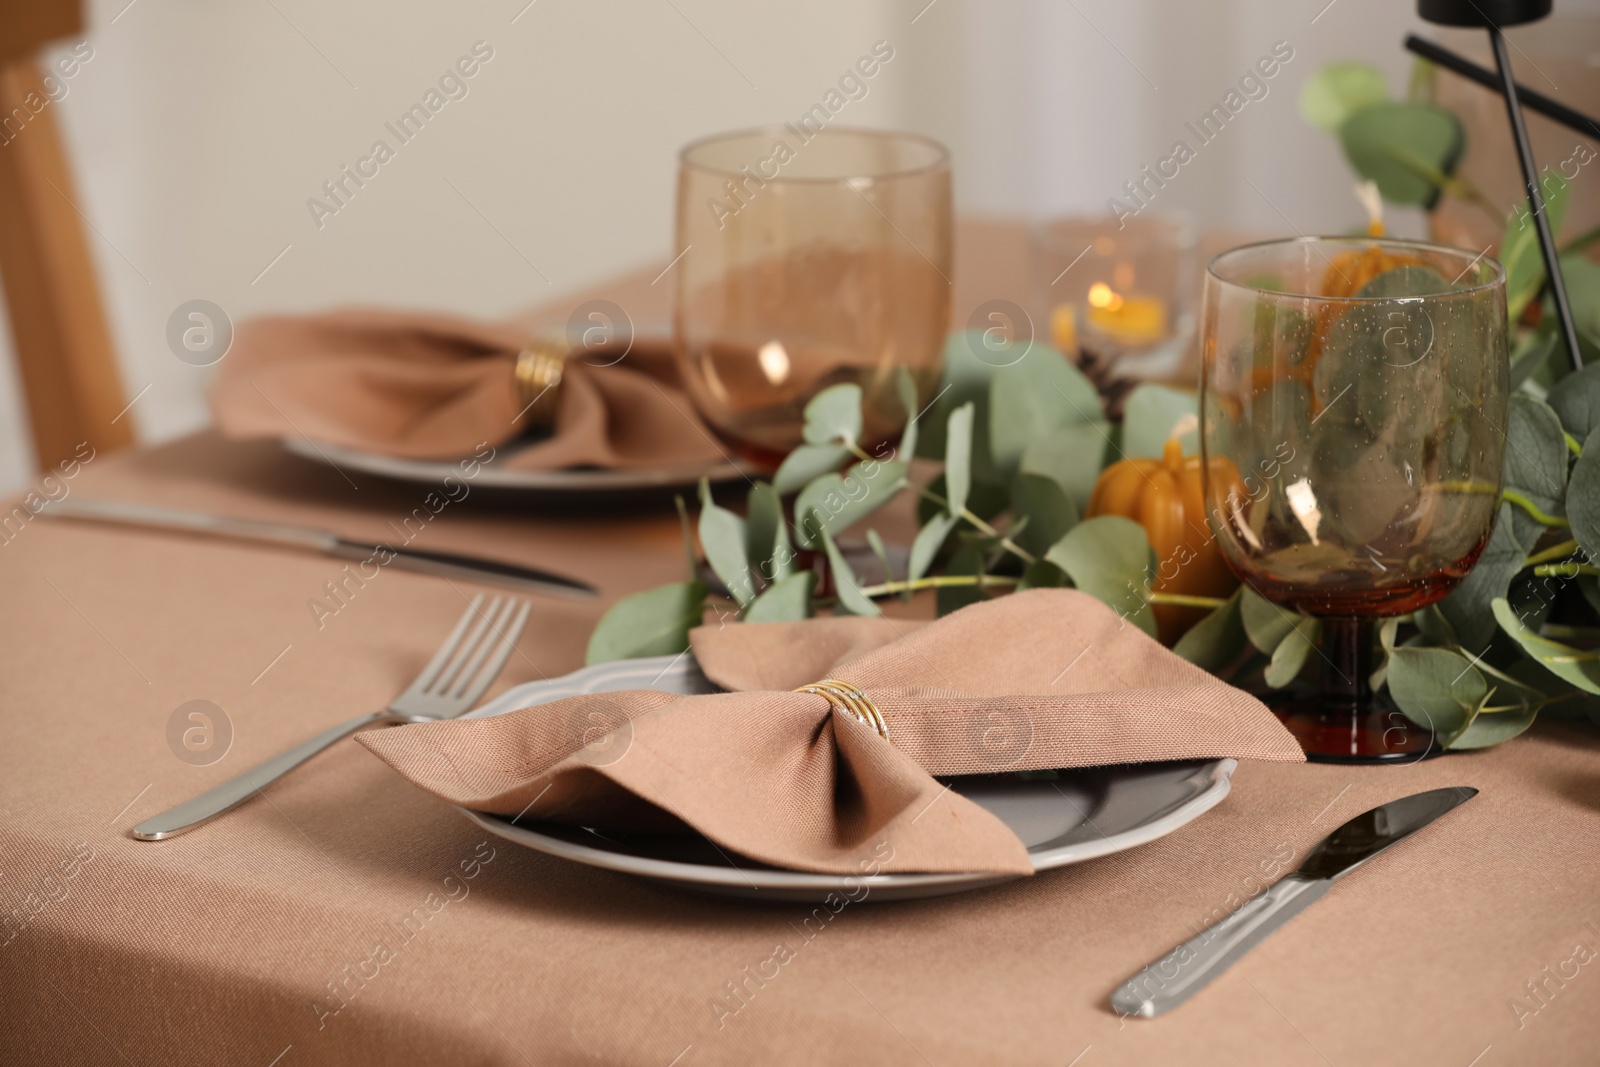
1320, 617, 1372, 710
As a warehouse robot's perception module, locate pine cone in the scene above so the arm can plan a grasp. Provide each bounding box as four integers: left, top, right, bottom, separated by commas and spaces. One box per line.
1074, 341, 1141, 422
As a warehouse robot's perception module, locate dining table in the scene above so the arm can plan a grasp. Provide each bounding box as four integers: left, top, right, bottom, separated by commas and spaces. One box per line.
3, 220, 1598, 1067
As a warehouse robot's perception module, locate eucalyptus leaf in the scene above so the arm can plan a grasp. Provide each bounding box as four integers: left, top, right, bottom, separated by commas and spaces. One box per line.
1300, 61, 1388, 131
1019, 422, 1113, 515
1338, 101, 1464, 208
1412, 603, 1458, 646
697, 479, 752, 606
866, 529, 893, 584
909, 513, 958, 583
802, 383, 863, 447
1173, 589, 1247, 672
1503, 393, 1568, 548
1045, 516, 1156, 637
1492, 597, 1600, 695
744, 571, 816, 623
937, 543, 988, 616
1018, 559, 1068, 590
1546, 256, 1600, 367
1448, 704, 1538, 750
1121, 384, 1199, 459
1505, 567, 1559, 637
1549, 363, 1600, 445
989, 350, 1101, 474
674, 494, 697, 580
1372, 616, 1401, 690
1240, 585, 1299, 654
1501, 655, 1590, 720
745, 482, 780, 570
1558, 256, 1600, 339
1264, 616, 1320, 689
585, 581, 706, 664
918, 332, 996, 462
1010, 472, 1079, 557
917, 473, 1009, 526
1435, 504, 1523, 651
816, 522, 879, 616
1386, 645, 1487, 740
1510, 323, 1561, 393
745, 482, 794, 581
896, 367, 921, 460
774, 443, 851, 495
792, 460, 909, 549
945, 403, 975, 517
1566, 425, 1600, 562
1503, 171, 1571, 321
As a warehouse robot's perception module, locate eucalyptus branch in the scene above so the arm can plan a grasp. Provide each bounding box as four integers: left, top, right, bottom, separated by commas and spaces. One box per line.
1532, 562, 1597, 578
1146, 591, 1228, 609
1537, 622, 1600, 642
1479, 692, 1582, 714
961, 508, 1040, 565
916, 486, 1040, 565
856, 574, 1020, 598
1397, 149, 1501, 226
1524, 539, 1579, 568
1503, 489, 1570, 528
1445, 176, 1508, 228
1567, 433, 1584, 458
1465, 652, 1547, 696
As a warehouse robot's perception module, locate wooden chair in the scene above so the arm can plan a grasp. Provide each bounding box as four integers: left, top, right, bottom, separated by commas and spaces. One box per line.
0, 0, 130, 471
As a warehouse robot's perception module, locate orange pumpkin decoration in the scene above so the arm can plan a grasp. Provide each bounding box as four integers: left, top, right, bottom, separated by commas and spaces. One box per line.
1087, 438, 1240, 644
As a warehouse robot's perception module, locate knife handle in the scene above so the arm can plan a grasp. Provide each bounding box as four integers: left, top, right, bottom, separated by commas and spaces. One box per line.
1110, 876, 1332, 1018
129, 710, 402, 841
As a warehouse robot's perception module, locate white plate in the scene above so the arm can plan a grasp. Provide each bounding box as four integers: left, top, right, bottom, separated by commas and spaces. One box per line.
282, 437, 756, 496
456, 655, 1236, 902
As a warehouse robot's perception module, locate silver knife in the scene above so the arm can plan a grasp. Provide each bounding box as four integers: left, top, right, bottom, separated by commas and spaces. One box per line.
1110, 785, 1477, 1019
43, 497, 596, 599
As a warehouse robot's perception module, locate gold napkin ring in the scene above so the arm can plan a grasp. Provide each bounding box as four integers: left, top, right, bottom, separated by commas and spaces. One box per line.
795, 679, 889, 742
514, 338, 569, 429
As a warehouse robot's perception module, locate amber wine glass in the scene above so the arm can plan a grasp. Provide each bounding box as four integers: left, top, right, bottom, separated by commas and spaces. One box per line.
674, 127, 952, 467
1201, 237, 1508, 762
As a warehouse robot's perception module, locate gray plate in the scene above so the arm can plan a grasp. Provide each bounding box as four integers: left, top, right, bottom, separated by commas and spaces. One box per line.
458, 655, 1235, 902
283, 437, 754, 495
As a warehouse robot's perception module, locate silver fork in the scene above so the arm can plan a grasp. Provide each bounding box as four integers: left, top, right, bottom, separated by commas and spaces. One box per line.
132, 594, 532, 841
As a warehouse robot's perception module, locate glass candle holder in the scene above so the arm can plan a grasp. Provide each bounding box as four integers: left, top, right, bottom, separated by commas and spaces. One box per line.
1030, 214, 1197, 382
674, 127, 952, 468
1201, 236, 1508, 762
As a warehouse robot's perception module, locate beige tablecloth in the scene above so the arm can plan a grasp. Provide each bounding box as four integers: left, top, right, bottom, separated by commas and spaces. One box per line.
3, 223, 1599, 1066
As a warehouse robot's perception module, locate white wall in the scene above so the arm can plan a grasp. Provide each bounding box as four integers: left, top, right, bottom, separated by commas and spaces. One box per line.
0, 0, 910, 489
3, 0, 1595, 493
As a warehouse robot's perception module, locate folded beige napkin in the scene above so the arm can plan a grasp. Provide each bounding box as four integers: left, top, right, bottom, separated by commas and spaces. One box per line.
360, 591, 1299, 876
208, 309, 725, 470
357, 590, 1302, 876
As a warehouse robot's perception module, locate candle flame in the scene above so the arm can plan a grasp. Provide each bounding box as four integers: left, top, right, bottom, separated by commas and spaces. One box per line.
1087, 282, 1123, 311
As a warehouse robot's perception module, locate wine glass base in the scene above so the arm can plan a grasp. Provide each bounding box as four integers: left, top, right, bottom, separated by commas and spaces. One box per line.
1266, 686, 1448, 764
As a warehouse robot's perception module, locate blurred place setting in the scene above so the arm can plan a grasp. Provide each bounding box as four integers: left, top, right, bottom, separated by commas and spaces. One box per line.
4, 1, 1600, 1064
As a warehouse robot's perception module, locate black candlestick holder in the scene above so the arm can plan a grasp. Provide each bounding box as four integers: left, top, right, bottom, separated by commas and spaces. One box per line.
1411, 0, 1590, 372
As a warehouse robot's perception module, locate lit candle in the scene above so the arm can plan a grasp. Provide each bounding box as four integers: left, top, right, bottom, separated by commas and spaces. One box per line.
1085, 283, 1168, 344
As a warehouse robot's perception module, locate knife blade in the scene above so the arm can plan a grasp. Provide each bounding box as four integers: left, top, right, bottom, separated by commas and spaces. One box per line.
43, 498, 596, 599
1109, 785, 1477, 1019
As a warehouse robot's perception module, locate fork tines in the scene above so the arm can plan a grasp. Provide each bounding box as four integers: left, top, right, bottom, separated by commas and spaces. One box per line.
405, 594, 532, 707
